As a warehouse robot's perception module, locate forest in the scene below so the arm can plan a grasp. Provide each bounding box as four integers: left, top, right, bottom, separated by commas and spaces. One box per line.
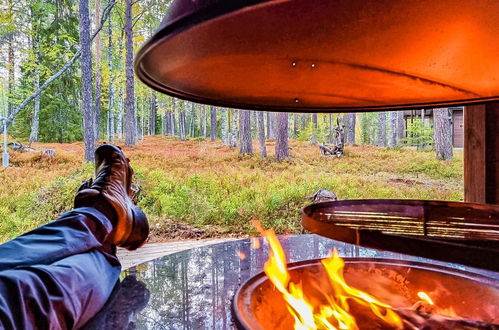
0, 0, 461, 242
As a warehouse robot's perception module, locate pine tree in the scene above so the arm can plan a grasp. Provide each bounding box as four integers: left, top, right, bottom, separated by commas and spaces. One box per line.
258, 111, 267, 158
78, 0, 95, 160
239, 110, 252, 154
275, 112, 289, 160
124, 0, 136, 146
433, 108, 453, 160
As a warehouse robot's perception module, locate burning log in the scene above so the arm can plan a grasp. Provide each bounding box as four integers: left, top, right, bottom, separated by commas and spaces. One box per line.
395, 308, 499, 329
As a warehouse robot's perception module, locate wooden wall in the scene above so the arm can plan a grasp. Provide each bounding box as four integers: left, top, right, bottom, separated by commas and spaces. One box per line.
464, 103, 499, 204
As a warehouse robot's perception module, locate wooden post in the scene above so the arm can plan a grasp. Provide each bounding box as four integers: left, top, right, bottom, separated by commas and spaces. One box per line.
464, 103, 499, 204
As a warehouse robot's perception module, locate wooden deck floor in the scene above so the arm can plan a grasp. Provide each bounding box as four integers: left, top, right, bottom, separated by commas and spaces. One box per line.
116, 238, 239, 270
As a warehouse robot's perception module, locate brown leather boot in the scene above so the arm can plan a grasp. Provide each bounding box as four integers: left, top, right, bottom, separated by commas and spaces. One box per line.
75, 144, 149, 250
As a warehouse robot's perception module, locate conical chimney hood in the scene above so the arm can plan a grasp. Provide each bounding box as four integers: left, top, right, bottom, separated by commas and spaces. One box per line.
135, 0, 499, 112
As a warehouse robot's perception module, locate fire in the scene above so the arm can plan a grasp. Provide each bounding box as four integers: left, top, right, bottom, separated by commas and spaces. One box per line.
253, 221, 403, 329
417, 291, 434, 305
416, 291, 458, 318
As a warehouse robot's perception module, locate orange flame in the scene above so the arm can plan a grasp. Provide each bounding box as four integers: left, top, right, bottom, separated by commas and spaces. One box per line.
417, 291, 434, 305
253, 220, 403, 330
417, 291, 458, 318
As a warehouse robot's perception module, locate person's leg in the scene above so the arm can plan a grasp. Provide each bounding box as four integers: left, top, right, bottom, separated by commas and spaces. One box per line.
0, 207, 113, 272
0, 248, 120, 330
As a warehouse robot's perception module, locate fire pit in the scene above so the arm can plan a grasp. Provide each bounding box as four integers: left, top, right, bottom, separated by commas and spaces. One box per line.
232, 218, 499, 329
233, 258, 499, 329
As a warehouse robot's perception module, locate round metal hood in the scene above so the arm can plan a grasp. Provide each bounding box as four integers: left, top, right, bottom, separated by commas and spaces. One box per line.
135, 0, 499, 112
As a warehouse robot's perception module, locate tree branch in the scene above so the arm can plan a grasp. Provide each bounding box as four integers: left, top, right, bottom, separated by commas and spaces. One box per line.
6, 0, 117, 127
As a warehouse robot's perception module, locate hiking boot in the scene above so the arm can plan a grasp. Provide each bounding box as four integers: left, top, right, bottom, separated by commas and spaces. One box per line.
75, 144, 149, 250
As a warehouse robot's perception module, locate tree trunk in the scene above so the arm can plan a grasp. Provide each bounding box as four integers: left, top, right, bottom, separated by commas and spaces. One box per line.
239, 110, 253, 154
210, 106, 217, 141
347, 113, 356, 145
107, 16, 114, 143
389, 111, 397, 147
433, 108, 453, 160
149, 92, 157, 135
311, 113, 318, 144
137, 101, 143, 141
378, 112, 387, 146
275, 112, 289, 160
293, 113, 298, 138
189, 102, 196, 137
7, 0, 14, 118
258, 111, 267, 158
94, 0, 102, 140
124, 0, 136, 146
202, 105, 207, 138
397, 110, 405, 144
328, 114, 334, 144
79, 0, 95, 161
230, 109, 238, 147
199, 105, 204, 137
179, 101, 186, 140
266, 112, 275, 139
221, 108, 229, 145
29, 67, 41, 142
117, 88, 123, 141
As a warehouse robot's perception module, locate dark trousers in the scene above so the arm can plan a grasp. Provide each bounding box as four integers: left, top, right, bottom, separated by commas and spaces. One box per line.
0, 207, 121, 329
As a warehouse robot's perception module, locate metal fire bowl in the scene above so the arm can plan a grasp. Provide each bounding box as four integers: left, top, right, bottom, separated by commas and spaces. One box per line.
232, 258, 499, 330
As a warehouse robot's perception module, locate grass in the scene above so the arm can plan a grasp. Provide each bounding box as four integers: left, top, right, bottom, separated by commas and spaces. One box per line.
0, 136, 463, 243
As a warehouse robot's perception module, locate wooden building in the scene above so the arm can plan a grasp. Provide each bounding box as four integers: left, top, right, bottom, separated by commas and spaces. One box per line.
404, 107, 464, 148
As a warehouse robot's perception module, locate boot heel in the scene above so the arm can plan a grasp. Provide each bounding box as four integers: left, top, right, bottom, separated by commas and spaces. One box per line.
74, 188, 101, 208
123, 206, 149, 251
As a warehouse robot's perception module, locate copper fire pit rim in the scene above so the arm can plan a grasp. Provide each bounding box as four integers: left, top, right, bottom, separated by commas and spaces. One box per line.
301, 199, 499, 272
231, 257, 499, 330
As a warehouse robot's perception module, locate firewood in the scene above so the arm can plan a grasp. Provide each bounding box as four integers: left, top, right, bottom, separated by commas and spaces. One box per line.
395, 307, 499, 329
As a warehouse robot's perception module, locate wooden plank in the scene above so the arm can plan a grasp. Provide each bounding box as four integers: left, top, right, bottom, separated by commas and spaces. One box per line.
117, 238, 239, 270
464, 103, 499, 204
464, 105, 486, 203
452, 110, 464, 148
485, 102, 499, 204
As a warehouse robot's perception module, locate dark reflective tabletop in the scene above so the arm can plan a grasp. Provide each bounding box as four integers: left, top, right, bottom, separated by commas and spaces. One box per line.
95, 234, 498, 330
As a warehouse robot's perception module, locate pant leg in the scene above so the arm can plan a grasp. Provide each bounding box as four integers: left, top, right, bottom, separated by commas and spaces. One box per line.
0, 207, 113, 272
0, 249, 121, 330
0, 207, 121, 329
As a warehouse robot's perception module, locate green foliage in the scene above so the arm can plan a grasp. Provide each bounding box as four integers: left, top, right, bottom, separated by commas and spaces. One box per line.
0, 140, 464, 242
360, 112, 378, 144
401, 119, 433, 149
